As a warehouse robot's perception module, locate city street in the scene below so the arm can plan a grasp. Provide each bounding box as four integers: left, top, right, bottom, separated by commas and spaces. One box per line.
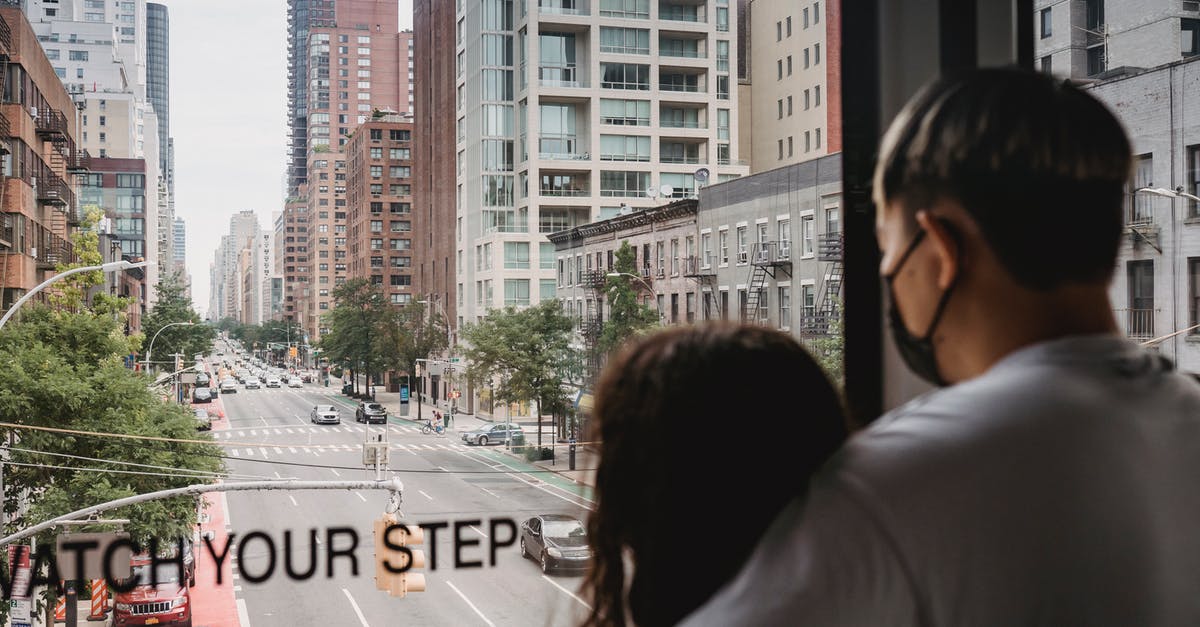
201, 379, 594, 627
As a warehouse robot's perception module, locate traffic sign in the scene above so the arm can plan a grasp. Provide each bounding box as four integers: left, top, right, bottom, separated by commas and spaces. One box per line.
450, 357, 461, 363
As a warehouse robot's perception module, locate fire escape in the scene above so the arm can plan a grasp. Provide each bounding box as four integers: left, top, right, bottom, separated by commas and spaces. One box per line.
740, 241, 792, 324
682, 254, 719, 319
578, 269, 609, 389
801, 232, 844, 336
0, 14, 11, 218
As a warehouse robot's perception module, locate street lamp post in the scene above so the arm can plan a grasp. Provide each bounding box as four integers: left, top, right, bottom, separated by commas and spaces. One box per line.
604, 269, 662, 319
0, 259, 148, 330
145, 321, 195, 375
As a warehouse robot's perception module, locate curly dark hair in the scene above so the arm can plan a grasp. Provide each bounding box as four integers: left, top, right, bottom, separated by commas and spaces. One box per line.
582, 323, 847, 626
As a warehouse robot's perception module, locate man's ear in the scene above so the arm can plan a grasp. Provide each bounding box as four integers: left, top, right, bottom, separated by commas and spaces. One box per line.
915, 211, 961, 290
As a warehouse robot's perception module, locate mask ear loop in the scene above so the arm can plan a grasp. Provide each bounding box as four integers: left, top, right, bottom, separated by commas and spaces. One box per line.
917, 219, 963, 342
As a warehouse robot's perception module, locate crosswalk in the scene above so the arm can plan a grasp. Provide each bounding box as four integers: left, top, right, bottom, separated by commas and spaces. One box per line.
226, 441, 475, 457
217, 425, 423, 437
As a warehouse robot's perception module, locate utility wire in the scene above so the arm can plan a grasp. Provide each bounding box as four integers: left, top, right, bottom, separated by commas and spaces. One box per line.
6, 446, 277, 481
3, 460, 234, 482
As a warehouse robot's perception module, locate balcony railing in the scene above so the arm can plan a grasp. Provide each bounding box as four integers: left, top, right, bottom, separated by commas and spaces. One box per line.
34, 107, 68, 139
1125, 200, 1154, 226
661, 118, 705, 129
538, 1, 589, 16
818, 232, 843, 261
660, 82, 702, 92
35, 231, 75, 270
660, 6, 706, 22
540, 186, 589, 197
579, 270, 608, 290
1116, 308, 1156, 340
538, 64, 585, 88
660, 155, 704, 164
682, 255, 715, 276
751, 242, 792, 266
660, 48, 706, 59
37, 171, 74, 209
0, 14, 11, 55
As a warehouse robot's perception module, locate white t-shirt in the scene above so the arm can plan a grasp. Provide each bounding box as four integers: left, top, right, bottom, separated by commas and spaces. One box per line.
682, 335, 1200, 626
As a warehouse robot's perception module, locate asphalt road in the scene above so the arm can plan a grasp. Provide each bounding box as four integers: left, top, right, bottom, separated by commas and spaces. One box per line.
212, 381, 594, 627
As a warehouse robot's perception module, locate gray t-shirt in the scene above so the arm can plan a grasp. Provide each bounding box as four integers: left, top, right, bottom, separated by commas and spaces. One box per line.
682, 335, 1200, 626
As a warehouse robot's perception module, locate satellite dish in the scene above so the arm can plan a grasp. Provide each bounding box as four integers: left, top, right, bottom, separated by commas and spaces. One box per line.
660, 184, 675, 198
694, 168, 710, 183
646, 187, 659, 199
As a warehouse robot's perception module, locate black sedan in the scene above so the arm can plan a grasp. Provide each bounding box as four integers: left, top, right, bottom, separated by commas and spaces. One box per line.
519, 515, 591, 575
192, 387, 213, 404
355, 402, 387, 424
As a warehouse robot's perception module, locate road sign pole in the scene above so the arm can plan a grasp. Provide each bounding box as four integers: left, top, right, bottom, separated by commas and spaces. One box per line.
65, 580, 77, 627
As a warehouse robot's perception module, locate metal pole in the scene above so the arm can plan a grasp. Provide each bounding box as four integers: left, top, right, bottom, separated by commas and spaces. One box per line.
0, 478, 404, 547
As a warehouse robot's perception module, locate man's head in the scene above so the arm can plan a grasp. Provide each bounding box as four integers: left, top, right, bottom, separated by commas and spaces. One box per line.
874, 68, 1131, 383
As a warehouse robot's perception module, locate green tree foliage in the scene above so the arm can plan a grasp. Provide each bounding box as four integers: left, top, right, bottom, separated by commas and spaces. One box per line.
227, 319, 304, 361
461, 301, 576, 446
319, 279, 391, 394
598, 241, 660, 356
378, 299, 447, 392
0, 307, 224, 549
807, 311, 844, 389
141, 271, 214, 371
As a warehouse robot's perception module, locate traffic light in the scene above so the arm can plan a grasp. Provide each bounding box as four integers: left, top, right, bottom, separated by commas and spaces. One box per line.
288, 346, 298, 358
373, 513, 426, 597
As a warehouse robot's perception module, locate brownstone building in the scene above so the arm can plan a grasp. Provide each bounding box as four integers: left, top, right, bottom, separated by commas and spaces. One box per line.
412, 0, 456, 331
0, 7, 84, 312
345, 113, 414, 304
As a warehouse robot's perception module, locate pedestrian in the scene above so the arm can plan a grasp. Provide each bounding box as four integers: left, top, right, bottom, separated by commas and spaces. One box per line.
681, 68, 1200, 626
581, 323, 846, 627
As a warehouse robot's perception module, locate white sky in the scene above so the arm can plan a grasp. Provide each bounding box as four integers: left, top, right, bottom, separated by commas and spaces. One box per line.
161, 0, 414, 317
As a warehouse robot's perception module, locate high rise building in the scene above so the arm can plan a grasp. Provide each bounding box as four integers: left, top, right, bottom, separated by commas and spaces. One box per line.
283, 0, 413, 341
451, 0, 750, 326
1035, 0, 1199, 78
146, 3, 169, 179
172, 216, 185, 272
345, 113, 414, 306
413, 0, 457, 329
208, 211, 269, 323
746, 0, 840, 171
0, 8, 86, 314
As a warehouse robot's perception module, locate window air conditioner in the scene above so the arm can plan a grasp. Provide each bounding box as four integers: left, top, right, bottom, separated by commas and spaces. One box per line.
737, 251, 749, 263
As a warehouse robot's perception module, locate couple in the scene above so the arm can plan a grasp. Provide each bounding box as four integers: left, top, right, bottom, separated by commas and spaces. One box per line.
580, 68, 1200, 626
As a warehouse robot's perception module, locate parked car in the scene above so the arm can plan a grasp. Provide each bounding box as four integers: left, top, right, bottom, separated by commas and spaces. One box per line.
243, 377, 262, 390
219, 378, 237, 394
265, 376, 281, 388
191, 387, 212, 404
112, 557, 192, 627
195, 373, 210, 387
462, 423, 525, 446
193, 408, 212, 431
519, 515, 591, 575
287, 376, 303, 388
355, 402, 387, 424
310, 405, 341, 424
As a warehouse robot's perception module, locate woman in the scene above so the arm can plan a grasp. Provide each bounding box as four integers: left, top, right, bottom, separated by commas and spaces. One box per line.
583, 323, 847, 627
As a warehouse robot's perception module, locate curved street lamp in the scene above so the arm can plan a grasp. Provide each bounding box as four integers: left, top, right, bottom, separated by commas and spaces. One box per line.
145, 321, 195, 373
0, 259, 148, 330
606, 272, 662, 319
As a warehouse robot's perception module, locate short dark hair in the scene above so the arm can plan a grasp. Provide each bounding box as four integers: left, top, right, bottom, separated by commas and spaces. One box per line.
874, 67, 1132, 290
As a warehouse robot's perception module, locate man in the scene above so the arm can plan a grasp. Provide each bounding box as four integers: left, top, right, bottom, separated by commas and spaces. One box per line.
682, 68, 1200, 625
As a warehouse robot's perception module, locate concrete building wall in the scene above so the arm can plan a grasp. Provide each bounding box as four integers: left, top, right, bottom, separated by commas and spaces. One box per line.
1087, 57, 1200, 370
1034, 0, 1200, 78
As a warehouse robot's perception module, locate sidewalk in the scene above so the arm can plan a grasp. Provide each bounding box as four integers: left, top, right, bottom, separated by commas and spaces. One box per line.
316, 382, 597, 487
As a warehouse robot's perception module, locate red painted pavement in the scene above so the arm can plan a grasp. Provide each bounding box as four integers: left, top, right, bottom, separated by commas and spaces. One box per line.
191, 406, 240, 627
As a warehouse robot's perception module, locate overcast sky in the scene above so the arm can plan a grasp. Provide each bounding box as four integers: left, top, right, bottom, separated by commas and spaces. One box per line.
162, 0, 414, 317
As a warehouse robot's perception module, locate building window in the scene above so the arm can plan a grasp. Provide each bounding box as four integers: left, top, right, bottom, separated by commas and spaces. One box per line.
1040, 8, 1052, 38
505, 279, 531, 307
719, 229, 729, 265
1191, 258, 1200, 334
504, 241, 531, 269
1041, 55, 1053, 74
802, 284, 815, 323
1128, 154, 1154, 224
736, 226, 747, 262
786, 16, 793, 36
1188, 145, 1200, 218
779, 286, 791, 329
1127, 260, 1155, 338
802, 216, 815, 256
1185, 19, 1200, 57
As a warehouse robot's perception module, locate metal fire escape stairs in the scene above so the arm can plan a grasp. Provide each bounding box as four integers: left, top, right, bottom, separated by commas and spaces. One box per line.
740, 242, 792, 324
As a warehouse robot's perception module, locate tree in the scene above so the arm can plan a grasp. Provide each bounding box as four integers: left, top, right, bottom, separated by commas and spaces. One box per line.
319, 279, 390, 395
378, 299, 447, 403
0, 307, 223, 589
807, 307, 844, 389
461, 301, 576, 446
597, 241, 660, 356
141, 271, 214, 372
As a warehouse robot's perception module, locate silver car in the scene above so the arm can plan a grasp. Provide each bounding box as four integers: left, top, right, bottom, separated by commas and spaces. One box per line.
310, 404, 340, 424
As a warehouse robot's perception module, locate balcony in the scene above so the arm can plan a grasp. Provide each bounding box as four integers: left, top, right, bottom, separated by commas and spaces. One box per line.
659, 3, 707, 22
579, 269, 608, 290
67, 148, 91, 172
35, 232, 75, 270
37, 171, 74, 208
539, 64, 586, 88
539, 174, 590, 197
682, 255, 715, 277
537, 0, 589, 16
818, 232, 843, 261
34, 107, 68, 139
0, 15, 11, 55
751, 242, 793, 266
539, 133, 589, 161
1116, 308, 1155, 341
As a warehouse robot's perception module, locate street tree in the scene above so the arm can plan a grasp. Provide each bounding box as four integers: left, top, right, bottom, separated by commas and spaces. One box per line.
0, 306, 224, 554
378, 299, 447, 403
141, 271, 214, 371
320, 279, 390, 395
598, 241, 660, 356
461, 301, 576, 446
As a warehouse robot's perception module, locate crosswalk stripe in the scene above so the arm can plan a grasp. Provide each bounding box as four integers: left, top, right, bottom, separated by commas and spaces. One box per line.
288, 447, 297, 453
274, 447, 284, 454
330, 427, 341, 433
260, 447, 269, 458
245, 449, 254, 456
274, 429, 283, 435
313, 449, 321, 456
437, 445, 450, 450
231, 449, 240, 457
285, 429, 294, 434
423, 445, 436, 450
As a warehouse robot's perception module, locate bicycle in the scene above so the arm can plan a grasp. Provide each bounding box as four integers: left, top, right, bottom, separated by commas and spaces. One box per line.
420, 421, 446, 437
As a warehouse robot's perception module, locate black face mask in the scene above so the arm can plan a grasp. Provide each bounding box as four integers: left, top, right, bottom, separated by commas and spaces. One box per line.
883, 229, 959, 387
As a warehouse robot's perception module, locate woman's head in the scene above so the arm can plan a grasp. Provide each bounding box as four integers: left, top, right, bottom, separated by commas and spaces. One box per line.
583, 323, 847, 627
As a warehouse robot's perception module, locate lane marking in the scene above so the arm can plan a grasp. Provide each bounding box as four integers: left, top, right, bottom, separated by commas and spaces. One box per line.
274, 429, 283, 435
341, 588, 371, 627
260, 417, 268, 427
447, 581, 495, 627
236, 598, 252, 627
231, 449, 240, 457
288, 447, 298, 454
469, 525, 488, 538
418, 490, 433, 500
288, 495, 298, 507
330, 469, 341, 477
479, 487, 501, 499
259, 447, 269, 458
244, 448, 254, 456
355, 492, 367, 502
249, 430, 258, 436
274, 447, 284, 454
542, 574, 592, 610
